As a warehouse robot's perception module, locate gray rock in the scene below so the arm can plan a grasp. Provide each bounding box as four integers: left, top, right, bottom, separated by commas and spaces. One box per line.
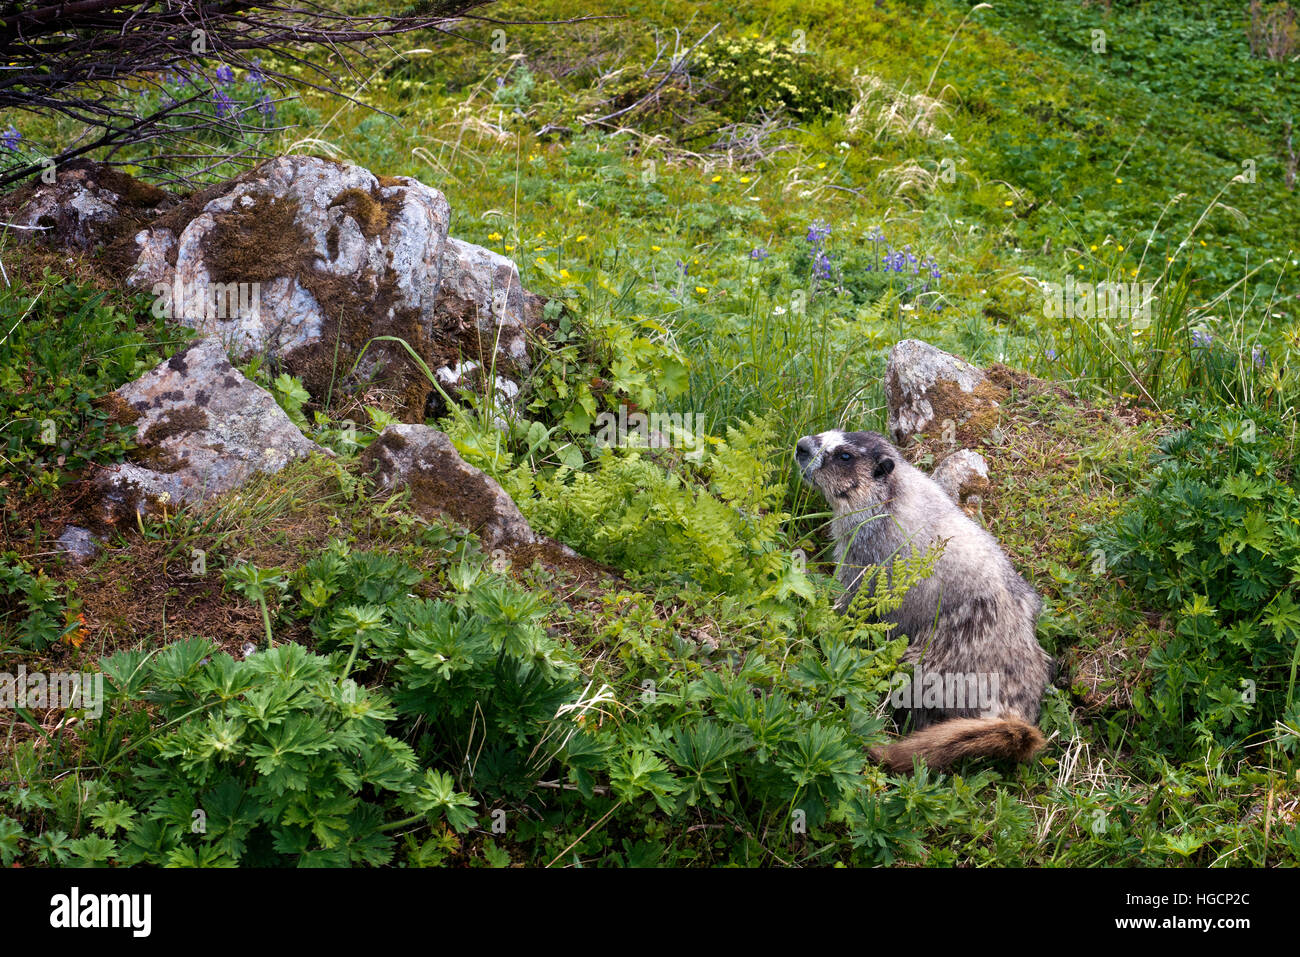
359, 424, 537, 549
885, 339, 1003, 446
435, 361, 519, 401
930, 449, 990, 505
1, 160, 173, 251
435, 237, 538, 372
95, 336, 325, 520
56, 526, 100, 564
130, 155, 451, 359
431, 360, 520, 429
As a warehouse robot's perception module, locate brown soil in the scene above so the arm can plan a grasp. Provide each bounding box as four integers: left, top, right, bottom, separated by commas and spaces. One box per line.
508, 540, 621, 588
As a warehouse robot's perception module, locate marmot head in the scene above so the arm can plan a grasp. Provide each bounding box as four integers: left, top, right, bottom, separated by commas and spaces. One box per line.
795, 430, 899, 513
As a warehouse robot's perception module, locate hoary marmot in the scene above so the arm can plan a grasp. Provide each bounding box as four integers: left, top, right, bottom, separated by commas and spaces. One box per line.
795, 429, 1050, 773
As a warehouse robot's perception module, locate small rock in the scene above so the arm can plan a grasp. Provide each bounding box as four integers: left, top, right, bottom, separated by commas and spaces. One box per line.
885, 339, 1006, 447
359, 424, 537, 549
430, 360, 520, 428
95, 336, 325, 521
56, 526, 100, 564
434, 361, 519, 401
930, 448, 991, 506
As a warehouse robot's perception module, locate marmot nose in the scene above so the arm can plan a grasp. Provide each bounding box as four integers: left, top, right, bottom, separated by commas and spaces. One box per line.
795, 437, 814, 462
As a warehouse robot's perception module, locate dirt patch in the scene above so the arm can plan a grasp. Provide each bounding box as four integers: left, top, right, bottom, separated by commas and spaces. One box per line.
67, 537, 276, 661
509, 540, 621, 588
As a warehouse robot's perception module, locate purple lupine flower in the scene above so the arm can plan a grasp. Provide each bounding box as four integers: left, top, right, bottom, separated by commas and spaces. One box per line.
496, 76, 507, 88
1044, 348, 1057, 362
257, 94, 276, 119
813, 250, 833, 280
1, 126, 20, 151
212, 88, 235, 118
1252, 344, 1266, 368
248, 59, 266, 87
215, 63, 235, 86
806, 220, 831, 244
676, 259, 688, 276
749, 246, 769, 261
1191, 329, 1212, 349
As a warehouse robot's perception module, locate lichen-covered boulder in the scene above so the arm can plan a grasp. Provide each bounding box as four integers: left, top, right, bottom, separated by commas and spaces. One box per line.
125, 155, 452, 417
95, 336, 324, 521
885, 339, 1006, 447
6, 156, 549, 422
0, 160, 173, 252
360, 424, 537, 549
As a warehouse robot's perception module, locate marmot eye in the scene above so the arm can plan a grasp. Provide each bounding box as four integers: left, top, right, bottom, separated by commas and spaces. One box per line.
838, 451, 853, 461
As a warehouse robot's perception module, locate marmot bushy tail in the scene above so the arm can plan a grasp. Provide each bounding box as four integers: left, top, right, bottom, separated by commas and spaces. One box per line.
869, 716, 1046, 774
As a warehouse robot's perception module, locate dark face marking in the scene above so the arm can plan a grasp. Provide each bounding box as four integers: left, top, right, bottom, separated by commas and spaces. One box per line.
795, 430, 900, 508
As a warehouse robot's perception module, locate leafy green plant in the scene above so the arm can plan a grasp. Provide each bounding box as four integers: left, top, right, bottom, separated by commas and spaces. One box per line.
83, 638, 465, 866
223, 562, 289, 648
1095, 403, 1300, 756
0, 552, 78, 651
0, 269, 190, 504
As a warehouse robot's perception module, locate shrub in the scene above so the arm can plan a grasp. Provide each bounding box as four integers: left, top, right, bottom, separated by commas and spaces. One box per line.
84, 638, 466, 867
1095, 403, 1300, 755
692, 35, 853, 123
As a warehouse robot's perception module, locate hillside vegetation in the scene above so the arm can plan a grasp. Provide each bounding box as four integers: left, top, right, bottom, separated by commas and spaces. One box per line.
1, 0, 1298, 867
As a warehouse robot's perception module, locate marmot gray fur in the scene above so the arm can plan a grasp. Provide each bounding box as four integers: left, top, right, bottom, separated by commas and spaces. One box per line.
795, 429, 1050, 773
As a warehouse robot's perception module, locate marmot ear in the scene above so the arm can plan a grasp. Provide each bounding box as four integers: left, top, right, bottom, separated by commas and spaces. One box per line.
872, 457, 895, 479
